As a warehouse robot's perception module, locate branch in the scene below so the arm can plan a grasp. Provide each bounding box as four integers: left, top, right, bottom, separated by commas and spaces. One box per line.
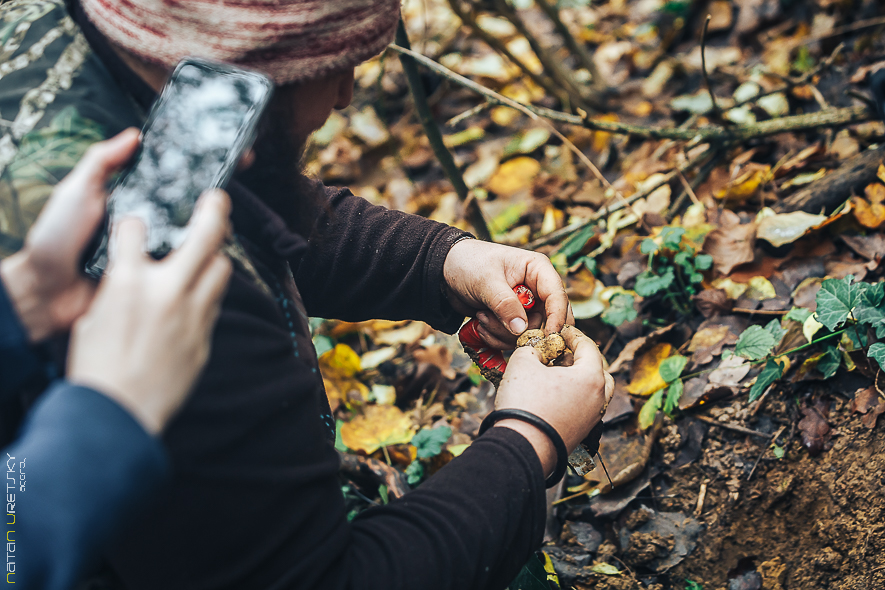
534, 0, 606, 93
700, 15, 722, 119
386, 43, 875, 142
394, 21, 492, 241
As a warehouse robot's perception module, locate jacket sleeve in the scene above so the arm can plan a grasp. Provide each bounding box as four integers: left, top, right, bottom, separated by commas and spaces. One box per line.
0, 275, 41, 399
6, 382, 167, 590
294, 187, 472, 334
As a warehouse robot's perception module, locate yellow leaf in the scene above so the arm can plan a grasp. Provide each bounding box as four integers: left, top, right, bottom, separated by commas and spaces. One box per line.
803, 314, 823, 343
852, 195, 885, 229
340, 405, 415, 454
591, 113, 619, 153
688, 325, 732, 352
448, 443, 470, 457
877, 163, 885, 185
714, 166, 771, 202
320, 343, 361, 378
628, 343, 672, 396
745, 276, 777, 301
866, 182, 885, 204
712, 277, 748, 299
486, 157, 541, 196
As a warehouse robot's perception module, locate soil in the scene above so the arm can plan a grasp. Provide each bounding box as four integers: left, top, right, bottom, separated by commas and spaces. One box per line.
552, 391, 885, 590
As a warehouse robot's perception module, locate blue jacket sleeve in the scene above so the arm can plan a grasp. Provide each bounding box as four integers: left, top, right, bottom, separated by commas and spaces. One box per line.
4, 381, 168, 589
0, 275, 41, 399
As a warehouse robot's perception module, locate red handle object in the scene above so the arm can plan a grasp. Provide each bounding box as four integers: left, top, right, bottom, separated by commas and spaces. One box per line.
459, 285, 535, 376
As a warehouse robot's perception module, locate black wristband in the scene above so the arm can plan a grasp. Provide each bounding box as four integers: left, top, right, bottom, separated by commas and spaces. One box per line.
479, 409, 568, 488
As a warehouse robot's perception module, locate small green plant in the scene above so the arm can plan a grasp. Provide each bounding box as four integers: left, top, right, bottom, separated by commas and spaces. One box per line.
404, 425, 452, 486
634, 226, 712, 317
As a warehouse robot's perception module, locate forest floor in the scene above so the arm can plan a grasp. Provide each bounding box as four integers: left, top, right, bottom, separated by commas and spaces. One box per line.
305, 0, 885, 588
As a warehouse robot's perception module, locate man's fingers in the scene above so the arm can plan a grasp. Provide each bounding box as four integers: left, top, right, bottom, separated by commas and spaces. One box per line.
475, 321, 516, 351
171, 190, 231, 282
532, 263, 569, 334
560, 325, 604, 370
193, 254, 232, 323
485, 283, 529, 335
67, 128, 140, 189
508, 344, 546, 367
110, 217, 147, 268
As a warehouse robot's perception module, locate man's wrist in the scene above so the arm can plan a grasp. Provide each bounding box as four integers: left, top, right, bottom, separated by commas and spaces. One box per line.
0, 254, 54, 342
493, 418, 557, 478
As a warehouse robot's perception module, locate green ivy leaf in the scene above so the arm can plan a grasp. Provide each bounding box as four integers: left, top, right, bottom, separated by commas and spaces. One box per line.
635, 268, 675, 297
660, 226, 686, 249
378, 484, 389, 504
411, 425, 452, 459
853, 282, 885, 326
815, 275, 859, 331
673, 250, 691, 269
602, 293, 638, 327
735, 325, 777, 360
748, 358, 784, 402
785, 306, 812, 323
694, 254, 713, 271
764, 318, 787, 347
685, 581, 704, 590
640, 238, 658, 255
405, 460, 424, 485
689, 272, 704, 284
639, 388, 664, 429
659, 354, 688, 383
868, 342, 885, 371
818, 345, 841, 379
557, 224, 598, 258
664, 379, 683, 415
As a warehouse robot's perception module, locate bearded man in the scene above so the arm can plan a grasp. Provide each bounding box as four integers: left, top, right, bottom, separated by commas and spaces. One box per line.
0, 1, 610, 589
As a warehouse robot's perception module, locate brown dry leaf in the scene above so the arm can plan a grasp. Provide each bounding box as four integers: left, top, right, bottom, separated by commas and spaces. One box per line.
706, 355, 751, 392
627, 343, 672, 397
851, 387, 885, 429
798, 404, 831, 455
608, 324, 678, 374
841, 233, 885, 263
340, 404, 415, 454
692, 288, 734, 318
702, 222, 757, 275
486, 157, 540, 196
412, 345, 456, 380
688, 324, 738, 367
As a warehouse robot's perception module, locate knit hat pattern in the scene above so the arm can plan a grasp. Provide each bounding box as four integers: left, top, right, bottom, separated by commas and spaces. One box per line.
80, 0, 402, 84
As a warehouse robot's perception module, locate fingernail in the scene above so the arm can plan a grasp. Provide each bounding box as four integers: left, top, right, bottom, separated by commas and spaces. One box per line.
510, 317, 527, 334
476, 312, 489, 325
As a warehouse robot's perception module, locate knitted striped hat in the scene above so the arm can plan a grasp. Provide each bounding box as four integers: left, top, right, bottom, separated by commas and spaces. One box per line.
80, 0, 402, 84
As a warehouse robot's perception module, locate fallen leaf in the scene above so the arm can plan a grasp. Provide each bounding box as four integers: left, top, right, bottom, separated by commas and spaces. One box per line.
360, 346, 398, 370
851, 195, 885, 229
797, 404, 831, 455
702, 222, 756, 275
851, 387, 885, 429
320, 344, 362, 377
340, 404, 414, 454
628, 343, 672, 396
756, 210, 827, 247
486, 156, 540, 196
412, 345, 457, 380
688, 324, 738, 367
841, 233, 885, 263
375, 321, 429, 346
706, 355, 751, 391
745, 276, 777, 301
693, 288, 735, 318
714, 166, 770, 202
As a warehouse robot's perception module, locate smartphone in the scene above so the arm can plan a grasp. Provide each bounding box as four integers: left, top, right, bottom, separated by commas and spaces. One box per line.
85, 57, 274, 276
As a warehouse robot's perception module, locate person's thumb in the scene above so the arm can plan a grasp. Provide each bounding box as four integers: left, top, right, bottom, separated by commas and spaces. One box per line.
485, 282, 529, 335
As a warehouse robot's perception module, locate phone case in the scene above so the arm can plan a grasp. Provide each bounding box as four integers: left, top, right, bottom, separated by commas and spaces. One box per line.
85, 57, 274, 277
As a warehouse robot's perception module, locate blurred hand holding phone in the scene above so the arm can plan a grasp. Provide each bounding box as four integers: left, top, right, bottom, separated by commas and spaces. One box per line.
86, 58, 273, 276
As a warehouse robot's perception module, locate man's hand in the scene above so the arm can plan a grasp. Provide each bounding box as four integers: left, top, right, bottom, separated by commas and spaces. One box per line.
0, 129, 141, 342
443, 239, 573, 349
67, 191, 232, 435
493, 325, 614, 476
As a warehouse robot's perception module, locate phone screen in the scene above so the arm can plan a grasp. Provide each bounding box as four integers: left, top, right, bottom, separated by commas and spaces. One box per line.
86, 59, 273, 276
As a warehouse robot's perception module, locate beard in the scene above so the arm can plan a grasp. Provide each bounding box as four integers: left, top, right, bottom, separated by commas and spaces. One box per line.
235, 94, 325, 240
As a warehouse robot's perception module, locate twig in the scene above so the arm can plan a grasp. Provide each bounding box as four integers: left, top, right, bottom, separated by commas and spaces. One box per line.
534, 0, 606, 93
446, 101, 490, 127
694, 479, 708, 517
677, 170, 701, 206
700, 15, 721, 119
695, 415, 771, 438
731, 308, 789, 315
790, 15, 885, 49
385, 43, 875, 142
491, 0, 592, 112
388, 42, 644, 226
445, 0, 568, 106
394, 21, 492, 241
747, 425, 786, 481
